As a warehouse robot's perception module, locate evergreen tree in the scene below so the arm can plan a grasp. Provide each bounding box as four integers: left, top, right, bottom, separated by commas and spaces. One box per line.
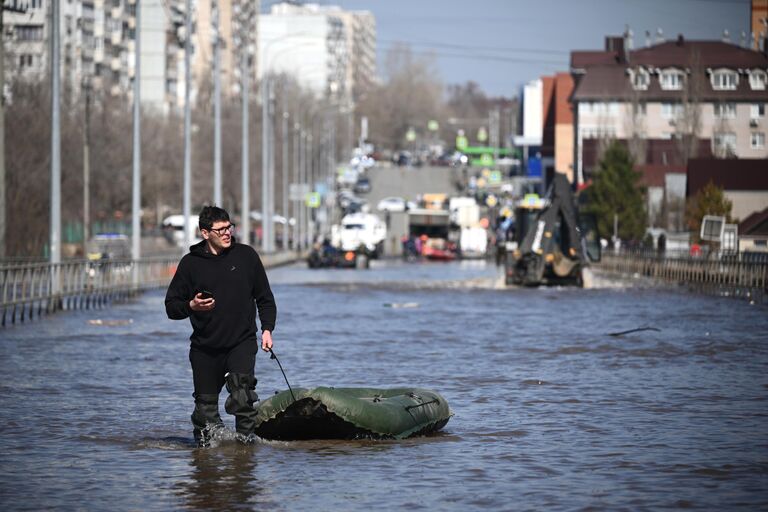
685, 181, 733, 242
584, 141, 647, 242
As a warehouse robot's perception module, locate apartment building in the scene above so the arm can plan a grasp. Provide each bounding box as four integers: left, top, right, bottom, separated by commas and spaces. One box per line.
3, 0, 258, 112
570, 33, 768, 230
258, 2, 375, 99
570, 34, 768, 185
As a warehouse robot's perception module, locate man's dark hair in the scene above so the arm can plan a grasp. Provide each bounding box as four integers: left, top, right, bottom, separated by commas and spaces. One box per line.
198, 206, 230, 231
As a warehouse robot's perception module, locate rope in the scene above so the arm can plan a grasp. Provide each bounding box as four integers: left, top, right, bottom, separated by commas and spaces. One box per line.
268, 348, 296, 403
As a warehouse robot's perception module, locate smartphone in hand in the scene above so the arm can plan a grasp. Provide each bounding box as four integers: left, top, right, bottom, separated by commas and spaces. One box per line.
199, 290, 214, 300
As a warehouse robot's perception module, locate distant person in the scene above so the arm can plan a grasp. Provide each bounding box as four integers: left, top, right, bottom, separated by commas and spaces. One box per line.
165, 206, 277, 447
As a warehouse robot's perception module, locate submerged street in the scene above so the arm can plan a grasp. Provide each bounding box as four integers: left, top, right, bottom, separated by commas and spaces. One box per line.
1, 260, 767, 510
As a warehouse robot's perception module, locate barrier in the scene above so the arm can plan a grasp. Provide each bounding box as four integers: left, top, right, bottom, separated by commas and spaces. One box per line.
0, 258, 177, 326
0, 251, 303, 327
596, 251, 768, 304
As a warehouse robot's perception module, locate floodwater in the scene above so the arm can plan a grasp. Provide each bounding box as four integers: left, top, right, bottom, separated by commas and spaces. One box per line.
1, 259, 767, 511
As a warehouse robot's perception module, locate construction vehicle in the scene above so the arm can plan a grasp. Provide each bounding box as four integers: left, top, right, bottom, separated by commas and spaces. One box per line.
504, 173, 600, 287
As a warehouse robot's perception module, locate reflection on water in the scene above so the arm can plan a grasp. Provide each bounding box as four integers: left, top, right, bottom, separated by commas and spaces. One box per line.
1, 260, 767, 510
179, 446, 271, 510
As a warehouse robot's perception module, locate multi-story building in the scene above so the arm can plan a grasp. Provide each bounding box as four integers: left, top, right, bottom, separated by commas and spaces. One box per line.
335, 9, 375, 102
571, 34, 768, 184
258, 2, 375, 99
570, 33, 768, 230
3, 0, 258, 112
541, 72, 575, 183
753, 0, 767, 50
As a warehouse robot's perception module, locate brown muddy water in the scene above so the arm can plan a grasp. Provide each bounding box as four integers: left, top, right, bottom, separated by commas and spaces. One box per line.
0, 260, 766, 510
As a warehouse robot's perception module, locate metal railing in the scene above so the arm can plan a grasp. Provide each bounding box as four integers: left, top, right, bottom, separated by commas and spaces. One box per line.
0, 251, 303, 327
0, 258, 178, 326
596, 250, 768, 304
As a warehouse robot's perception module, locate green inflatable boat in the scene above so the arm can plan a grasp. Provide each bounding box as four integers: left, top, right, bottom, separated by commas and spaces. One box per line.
253, 387, 452, 440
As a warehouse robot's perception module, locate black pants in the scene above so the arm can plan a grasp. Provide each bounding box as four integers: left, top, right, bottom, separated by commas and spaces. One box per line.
189, 338, 257, 397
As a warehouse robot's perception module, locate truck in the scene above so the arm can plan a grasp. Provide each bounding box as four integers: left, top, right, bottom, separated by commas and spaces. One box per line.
407, 208, 456, 260
504, 173, 600, 287
449, 197, 488, 259
332, 212, 387, 259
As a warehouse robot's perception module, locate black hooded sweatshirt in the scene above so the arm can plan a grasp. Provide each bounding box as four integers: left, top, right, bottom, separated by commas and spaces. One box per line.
165, 240, 276, 350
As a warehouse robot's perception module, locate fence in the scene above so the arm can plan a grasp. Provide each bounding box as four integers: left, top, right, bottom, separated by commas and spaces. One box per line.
0, 251, 303, 327
0, 258, 178, 326
596, 251, 768, 304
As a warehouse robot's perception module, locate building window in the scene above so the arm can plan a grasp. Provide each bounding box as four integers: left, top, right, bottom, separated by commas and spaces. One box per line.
713, 133, 737, 156
751, 132, 765, 149
711, 69, 738, 90
15, 25, 43, 41
714, 103, 737, 119
661, 102, 683, 119
751, 104, 765, 119
660, 69, 685, 90
749, 70, 767, 90
632, 102, 647, 116
630, 68, 650, 90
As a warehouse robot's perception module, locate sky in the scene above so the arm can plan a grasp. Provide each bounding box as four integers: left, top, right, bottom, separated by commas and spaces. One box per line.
270, 0, 753, 98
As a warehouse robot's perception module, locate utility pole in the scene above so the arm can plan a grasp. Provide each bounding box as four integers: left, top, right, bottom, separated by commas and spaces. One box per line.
183, 0, 193, 248
50, 0, 61, 266
293, 122, 300, 250
132, 0, 142, 282
212, 0, 222, 207
240, 4, 252, 247
83, 79, 91, 254
261, 76, 270, 252
281, 110, 288, 249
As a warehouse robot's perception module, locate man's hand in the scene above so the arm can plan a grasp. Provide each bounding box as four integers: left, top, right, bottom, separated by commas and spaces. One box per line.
189, 292, 215, 312
261, 330, 273, 352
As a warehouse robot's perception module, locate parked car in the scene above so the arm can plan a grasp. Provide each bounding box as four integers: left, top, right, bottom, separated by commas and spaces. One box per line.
354, 177, 371, 194
377, 196, 416, 213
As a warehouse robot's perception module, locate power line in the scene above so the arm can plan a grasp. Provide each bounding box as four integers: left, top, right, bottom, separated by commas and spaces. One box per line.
378, 38, 569, 57
377, 42, 567, 66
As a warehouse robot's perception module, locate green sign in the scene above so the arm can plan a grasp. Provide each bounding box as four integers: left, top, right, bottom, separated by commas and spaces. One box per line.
480, 153, 494, 166
456, 135, 468, 150
306, 192, 321, 208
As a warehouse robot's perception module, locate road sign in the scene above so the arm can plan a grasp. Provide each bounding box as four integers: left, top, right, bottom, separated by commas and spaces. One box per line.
306, 192, 321, 208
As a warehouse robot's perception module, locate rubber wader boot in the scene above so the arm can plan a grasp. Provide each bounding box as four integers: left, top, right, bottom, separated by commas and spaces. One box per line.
191, 393, 226, 448
225, 372, 259, 444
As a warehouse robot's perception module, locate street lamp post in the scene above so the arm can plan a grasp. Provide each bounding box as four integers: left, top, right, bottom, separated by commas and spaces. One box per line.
50, 0, 61, 288
212, 0, 222, 207
182, 0, 193, 248
131, 0, 142, 285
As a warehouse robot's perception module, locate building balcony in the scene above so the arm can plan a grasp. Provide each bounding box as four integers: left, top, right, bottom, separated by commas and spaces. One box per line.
111, 57, 121, 70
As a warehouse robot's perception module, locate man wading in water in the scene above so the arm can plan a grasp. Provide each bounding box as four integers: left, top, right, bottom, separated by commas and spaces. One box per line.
165, 206, 276, 447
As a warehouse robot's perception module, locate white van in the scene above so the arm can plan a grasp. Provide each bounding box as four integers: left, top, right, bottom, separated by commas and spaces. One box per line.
333, 212, 387, 257
162, 214, 201, 248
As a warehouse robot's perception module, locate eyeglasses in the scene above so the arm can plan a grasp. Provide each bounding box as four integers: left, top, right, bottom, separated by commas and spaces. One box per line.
207, 224, 235, 236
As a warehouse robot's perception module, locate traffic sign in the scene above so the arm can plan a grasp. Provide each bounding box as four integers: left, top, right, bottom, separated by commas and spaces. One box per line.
306, 192, 321, 208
